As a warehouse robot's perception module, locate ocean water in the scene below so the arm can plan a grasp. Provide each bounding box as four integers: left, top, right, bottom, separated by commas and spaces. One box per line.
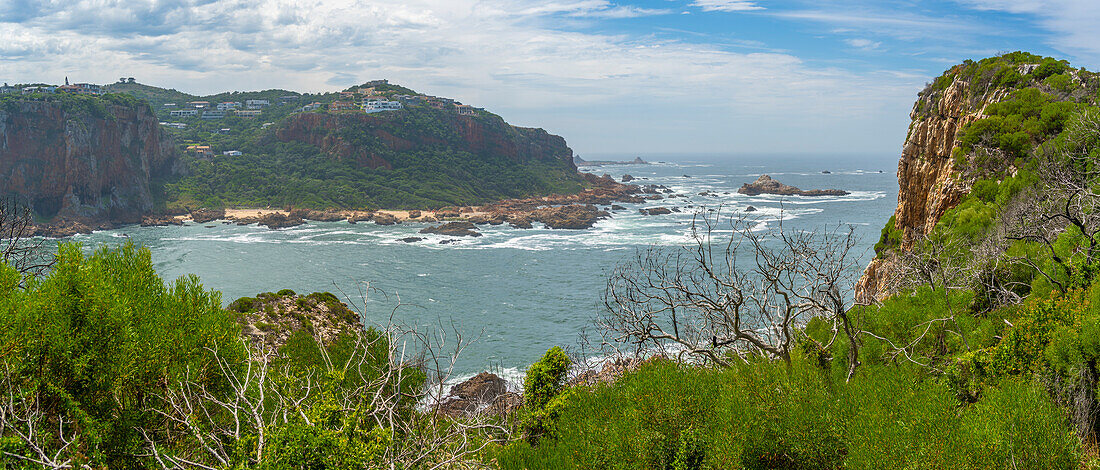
74, 156, 898, 382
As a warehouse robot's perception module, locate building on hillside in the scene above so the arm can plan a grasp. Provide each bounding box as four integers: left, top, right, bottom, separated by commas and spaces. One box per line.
297, 102, 324, 112
0, 83, 18, 94
186, 145, 214, 157
245, 99, 270, 109
201, 110, 226, 119
223, 150, 242, 156
455, 104, 478, 116
216, 101, 242, 111
58, 83, 102, 95
363, 79, 388, 87
329, 101, 357, 112
188, 101, 211, 109
163, 103, 177, 108
215, 128, 231, 135
236, 109, 262, 118
160, 122, 188, 129
170, 109, 198, 117
340, 91, 357, 98
22, 86, 56, 94
363, 99, 403, 113
261, 122, 274, 129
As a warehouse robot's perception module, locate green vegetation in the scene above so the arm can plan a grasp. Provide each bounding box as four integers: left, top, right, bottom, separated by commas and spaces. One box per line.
106, 81, 586, 211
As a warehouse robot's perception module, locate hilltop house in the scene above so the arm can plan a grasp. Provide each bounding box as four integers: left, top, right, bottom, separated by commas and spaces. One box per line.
169, 109, 198, 117
455, 104, 477, 116
186, 145, 214, 157
245, 99, 270, 109
22, 86, 56, 94
0, 83, 17, 94
329, 101, 357, 112
57, 83, 101, 95
188, 101, 211, 109
297, 102, 324, 112
216, 101, 242, 111
363, 99, 403, 113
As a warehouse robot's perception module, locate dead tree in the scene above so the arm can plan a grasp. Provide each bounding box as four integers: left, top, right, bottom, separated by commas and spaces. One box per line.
1002, 109, 1100, 291
0, 363, 90, 469
601, 209, 865, 379
0, 198, 52, 277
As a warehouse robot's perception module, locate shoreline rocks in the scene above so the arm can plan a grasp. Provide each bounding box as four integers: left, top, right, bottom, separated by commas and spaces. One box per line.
421, 221, 482, 237
737, 175, 849, 197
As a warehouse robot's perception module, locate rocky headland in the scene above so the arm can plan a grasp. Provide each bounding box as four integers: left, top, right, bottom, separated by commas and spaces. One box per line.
737, 175, 849, 197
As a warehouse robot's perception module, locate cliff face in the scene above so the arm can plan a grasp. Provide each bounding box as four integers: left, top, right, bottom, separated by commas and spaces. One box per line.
856, 76, 1011, 301
0, 100, 179, 223
274, 111, 576, 171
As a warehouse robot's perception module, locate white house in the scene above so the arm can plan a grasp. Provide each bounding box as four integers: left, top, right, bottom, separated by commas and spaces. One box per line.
223, 150, 242, 156
245, 99, 271, 109
169, 109, 198, 117
216, 101, 242, 111
236, 110, 262, 118
363, 99, 403, 113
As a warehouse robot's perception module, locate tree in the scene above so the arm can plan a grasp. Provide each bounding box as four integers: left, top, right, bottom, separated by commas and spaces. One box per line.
0, 198, 51, 278
600, 210, 865, 379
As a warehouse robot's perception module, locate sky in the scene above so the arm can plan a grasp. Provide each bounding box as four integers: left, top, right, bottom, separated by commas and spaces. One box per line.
1, 0, 1098, 162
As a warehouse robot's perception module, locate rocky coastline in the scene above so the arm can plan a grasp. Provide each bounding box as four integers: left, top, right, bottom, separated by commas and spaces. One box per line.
28, 172, 670, 237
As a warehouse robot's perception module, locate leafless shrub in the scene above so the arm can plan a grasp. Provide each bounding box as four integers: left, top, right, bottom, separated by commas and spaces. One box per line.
141, 284, 504, 470
0, 198, 52, 278
0, 363, 89, 469
600, 209, 865, 378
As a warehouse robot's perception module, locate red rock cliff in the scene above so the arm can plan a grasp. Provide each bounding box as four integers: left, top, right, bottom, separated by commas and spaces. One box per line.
0, 100, 179, 223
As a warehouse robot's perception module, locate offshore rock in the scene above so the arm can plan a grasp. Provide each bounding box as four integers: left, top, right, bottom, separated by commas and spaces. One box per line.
639, 207, 672, 215
190, 208, 225, 223
532, 204, 610, 229
737, 175, 849, 197
371, 212, 399, 225
258, 212, 304, 229
421, 221, 482, 237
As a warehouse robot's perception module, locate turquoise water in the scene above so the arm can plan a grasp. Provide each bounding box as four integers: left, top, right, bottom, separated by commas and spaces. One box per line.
75, 156, 898, 380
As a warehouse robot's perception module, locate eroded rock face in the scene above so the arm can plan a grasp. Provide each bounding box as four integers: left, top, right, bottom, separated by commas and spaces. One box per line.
737, 175, 849, 197
855, 76, 1012, 303
0, 100, 180, 224
258, 212, 304, 229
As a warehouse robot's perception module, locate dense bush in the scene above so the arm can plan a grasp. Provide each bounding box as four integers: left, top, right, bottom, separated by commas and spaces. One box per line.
495, 357, 1078, 469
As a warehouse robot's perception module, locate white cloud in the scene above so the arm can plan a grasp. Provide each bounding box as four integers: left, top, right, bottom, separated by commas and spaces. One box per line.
956, 0, 1100, 67
0, 0, 919, 155
690, 0, 764, 12
845, 38, 882, 51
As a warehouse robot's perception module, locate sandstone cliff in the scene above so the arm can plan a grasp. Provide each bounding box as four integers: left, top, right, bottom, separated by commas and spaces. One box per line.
856, 68, 1013, 301
0, 98, 179, 224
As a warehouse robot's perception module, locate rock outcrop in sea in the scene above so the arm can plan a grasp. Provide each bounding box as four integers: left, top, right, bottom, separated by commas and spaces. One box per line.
737, 175, 849, 197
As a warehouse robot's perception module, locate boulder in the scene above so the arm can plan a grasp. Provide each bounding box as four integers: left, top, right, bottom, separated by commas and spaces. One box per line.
421, 221, 482, 237
744, 205, 757, 212
347, 212, 373, 224
532, 204, 610, 229
371, 212, 399, 225
507, 214, 533, 229
621, 174, 635, 182
407, 210, 421, 219
611, 205, 627, 211
141, 215, 182, 227
258, 212, 305, 229
190, 208, 225, 223
399, 237, 424, 243
438, 372, 509, 418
